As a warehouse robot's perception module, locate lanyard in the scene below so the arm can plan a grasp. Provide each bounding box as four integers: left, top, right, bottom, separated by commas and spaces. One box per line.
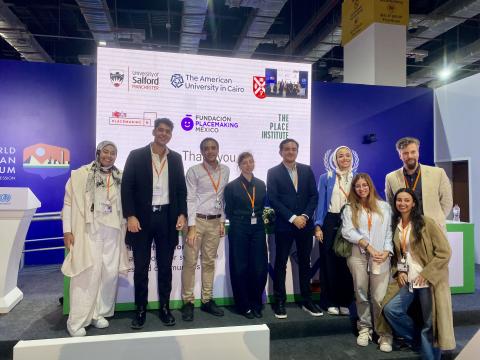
400, 222, 411, 257
404, 169, 421, 191
152, 157, 167, 181
337, 174, 349, 199
203, 163, 221, 193
363, 207, 372, 234
106, 173, 111, 201
241, 182, 256, 215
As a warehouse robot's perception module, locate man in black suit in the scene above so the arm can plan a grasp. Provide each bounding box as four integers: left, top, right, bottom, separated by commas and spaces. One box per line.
267, 138, 322, 319
121, 118, 187, 328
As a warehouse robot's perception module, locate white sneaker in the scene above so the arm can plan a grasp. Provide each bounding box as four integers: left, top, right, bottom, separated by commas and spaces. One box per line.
68, 327, 86, 337
327, 307, 339, 315
339, 307, 350, 315
92, 317, 109, 329
357, 328, 371, 347
379, 336, 393, 352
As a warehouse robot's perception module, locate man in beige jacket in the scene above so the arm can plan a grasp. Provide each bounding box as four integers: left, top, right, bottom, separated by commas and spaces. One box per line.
385, 137, 453, 229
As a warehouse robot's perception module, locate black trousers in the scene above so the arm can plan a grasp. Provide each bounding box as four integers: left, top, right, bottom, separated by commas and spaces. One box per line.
228, 220, 268, 313
273, 227, 314, 303
319, 212, 354, 308
131, 209, 175, 307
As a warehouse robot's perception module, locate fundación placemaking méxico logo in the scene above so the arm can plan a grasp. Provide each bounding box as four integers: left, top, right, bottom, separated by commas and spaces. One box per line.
180, 114, 239, 133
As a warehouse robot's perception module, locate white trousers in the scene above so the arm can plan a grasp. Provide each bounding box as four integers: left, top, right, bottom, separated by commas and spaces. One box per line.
347, 245, 390, 336
67, 225, 121, 333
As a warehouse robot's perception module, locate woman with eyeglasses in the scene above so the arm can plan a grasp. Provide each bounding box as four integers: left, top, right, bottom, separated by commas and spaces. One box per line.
341, 173, 393, 352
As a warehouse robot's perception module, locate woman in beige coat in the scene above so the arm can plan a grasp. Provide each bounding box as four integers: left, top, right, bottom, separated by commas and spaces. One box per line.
62, 141, 129, 337
380, 188, 455, 360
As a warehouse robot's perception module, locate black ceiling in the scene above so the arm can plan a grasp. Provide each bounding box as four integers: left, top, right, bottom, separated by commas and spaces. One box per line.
1, 0, 480, 86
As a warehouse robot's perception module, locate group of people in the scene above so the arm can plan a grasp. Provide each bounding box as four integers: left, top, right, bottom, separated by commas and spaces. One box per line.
62, 118, 456, 359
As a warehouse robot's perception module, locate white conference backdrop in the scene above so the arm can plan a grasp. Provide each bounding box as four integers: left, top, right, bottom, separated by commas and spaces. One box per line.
95, 47, 313, 308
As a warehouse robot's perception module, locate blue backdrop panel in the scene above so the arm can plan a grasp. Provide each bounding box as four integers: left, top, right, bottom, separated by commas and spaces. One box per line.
310, 82, 433, 198
0, 60, 95, 265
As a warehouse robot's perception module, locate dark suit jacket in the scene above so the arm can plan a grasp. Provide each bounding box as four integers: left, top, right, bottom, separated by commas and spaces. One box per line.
266, 162, 318, 232
121, 145, 187, 246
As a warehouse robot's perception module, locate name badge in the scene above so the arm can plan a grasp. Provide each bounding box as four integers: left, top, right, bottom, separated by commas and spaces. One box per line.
101, 202, 112, 214
397, 263, 409, 273
251, 217, 257, 225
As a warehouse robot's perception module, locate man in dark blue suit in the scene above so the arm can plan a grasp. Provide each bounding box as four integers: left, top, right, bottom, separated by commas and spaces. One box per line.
267, 138, 322, 319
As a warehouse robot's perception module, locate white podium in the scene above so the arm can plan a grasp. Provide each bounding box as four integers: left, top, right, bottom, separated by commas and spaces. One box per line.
0, 187, 41, 313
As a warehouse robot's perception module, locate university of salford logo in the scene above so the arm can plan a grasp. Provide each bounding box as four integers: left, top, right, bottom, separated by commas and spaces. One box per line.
110, 70, 124, 87
170, 74, 184, 88
253, 76, 266, 99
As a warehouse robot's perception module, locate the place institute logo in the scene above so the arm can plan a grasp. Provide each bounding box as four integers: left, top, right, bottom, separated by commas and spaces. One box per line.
323, 148, 360, 176
23, 144, 70, 179
110, 70, 125, 87
253, 76, 266, 99
170, 74, 184, 88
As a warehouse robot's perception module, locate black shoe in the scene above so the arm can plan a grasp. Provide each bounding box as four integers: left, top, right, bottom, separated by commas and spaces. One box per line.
181, 302, 194, 322
200, 300, 224, 317
159, 305, 175, 326
252, 309, 263, 318
302, 300, 323, 317
131, 306, 146, 329
242, 309, 255, 319
273, 301, 287, 319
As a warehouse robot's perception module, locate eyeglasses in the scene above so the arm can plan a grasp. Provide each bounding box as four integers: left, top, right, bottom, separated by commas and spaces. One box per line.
354, 184, 369, 189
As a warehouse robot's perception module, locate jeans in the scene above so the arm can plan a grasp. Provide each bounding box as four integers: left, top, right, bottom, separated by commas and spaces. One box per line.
383, 285, 441, 360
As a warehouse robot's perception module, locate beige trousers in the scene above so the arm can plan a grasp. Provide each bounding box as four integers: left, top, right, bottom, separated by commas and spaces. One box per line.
347, 245, 391, 336
181, 217, 221, 303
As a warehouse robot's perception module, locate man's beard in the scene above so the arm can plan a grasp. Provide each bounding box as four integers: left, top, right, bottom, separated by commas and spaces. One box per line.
406, 160, 417, 170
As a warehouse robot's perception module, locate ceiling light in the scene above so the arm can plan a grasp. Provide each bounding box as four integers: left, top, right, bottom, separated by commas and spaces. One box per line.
438, 67, 452, 81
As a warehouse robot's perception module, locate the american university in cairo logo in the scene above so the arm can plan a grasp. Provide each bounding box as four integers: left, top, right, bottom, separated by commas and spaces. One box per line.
110, 70, 125, 87
323, 148, 360, 175
253, 76, 266, 99
170, 74, 184, 88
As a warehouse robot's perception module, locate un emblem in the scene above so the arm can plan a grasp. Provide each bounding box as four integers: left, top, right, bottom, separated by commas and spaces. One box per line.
0, 193, 12, 203
323, 148, 360, 174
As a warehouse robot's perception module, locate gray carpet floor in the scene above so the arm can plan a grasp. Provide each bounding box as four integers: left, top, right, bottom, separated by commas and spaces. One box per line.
1, 265, 479, 359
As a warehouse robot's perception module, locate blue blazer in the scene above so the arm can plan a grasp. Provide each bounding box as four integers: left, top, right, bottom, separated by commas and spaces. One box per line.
266, 162, 319, 232
314, 171, 356, 227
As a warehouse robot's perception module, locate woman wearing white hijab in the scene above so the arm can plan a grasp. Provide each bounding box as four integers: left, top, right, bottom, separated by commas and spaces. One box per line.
62, 141, 129, 337
314, 146, 355, 315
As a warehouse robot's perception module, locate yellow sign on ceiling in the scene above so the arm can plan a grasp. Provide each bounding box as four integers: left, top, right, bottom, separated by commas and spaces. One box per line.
341, 0, 409, 46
